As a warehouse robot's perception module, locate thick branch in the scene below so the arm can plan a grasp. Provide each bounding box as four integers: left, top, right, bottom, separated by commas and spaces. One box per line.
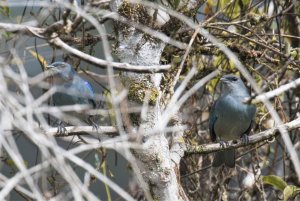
0, 22, 44, 36
186, 117, 300, 155
50, 37, 171, 73
0, 22, 171, 73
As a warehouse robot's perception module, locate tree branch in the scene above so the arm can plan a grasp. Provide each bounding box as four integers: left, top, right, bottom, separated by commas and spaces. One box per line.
250, 77, 300, 104
0, 22, 171, 73
7, 126, 118, 138
186, 117, 300, 155
49, 37, 171, 73
46, 126, 118, 137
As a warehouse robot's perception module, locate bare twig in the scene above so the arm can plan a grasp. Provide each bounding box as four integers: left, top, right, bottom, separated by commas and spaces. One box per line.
46, 126, 118, 136
248, 77, 300, 104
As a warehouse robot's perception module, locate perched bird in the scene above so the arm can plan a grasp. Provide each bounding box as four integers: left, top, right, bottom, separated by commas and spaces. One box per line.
209, 74, 256, 167
47, 62, 98, 133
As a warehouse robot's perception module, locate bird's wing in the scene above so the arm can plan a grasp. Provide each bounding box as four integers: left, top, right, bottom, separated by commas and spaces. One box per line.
243, 104, 257, 136
83, 80, 97, 108
84, 80, 94, 94
209, 101, 218, 142
249, 104, 257, 120
72, 76, 97, 108
243, 120, 253, 136
88, 98, 97, 109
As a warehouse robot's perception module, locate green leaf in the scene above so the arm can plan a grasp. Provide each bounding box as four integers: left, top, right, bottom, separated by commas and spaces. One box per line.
206, 77, 219, 93
1, 31, 12, 40
283, 185, 300, 201
28, 50, 48, 70
7, 159, 28, 169
0, 0, 9, 17
172, 55, 181, 64
174, 0, 180, 9
101, 160, 112, 201
242, 0, 250, 5
262, 175, 287, 191
103, 90, 115, 125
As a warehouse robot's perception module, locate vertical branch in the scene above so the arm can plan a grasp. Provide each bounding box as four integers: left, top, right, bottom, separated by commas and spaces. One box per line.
110, 0, 190, 200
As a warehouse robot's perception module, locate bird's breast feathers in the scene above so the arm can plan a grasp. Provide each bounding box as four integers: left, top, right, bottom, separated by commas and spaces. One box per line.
214, 95, 254, 140
218, 95, 250, 114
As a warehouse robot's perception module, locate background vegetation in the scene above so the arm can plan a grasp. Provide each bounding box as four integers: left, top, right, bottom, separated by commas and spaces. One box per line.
0, 0, 300, 200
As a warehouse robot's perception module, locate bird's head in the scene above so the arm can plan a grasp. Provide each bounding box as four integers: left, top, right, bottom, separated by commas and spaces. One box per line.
220, 74, 247, 95
47, 62, 75, 81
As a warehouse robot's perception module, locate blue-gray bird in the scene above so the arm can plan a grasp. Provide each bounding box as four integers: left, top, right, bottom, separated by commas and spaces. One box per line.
209, 74, 256, 167
47, 62, 98, 133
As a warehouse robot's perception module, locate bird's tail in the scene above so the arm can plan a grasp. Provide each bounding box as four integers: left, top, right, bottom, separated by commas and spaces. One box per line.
212, 149, 235, 168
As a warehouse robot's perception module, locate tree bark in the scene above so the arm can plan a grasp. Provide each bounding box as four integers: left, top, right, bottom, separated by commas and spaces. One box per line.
110, 1, 188, 200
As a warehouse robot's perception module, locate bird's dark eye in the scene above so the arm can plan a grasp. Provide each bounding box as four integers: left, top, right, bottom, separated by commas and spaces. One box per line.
230, 77, 238, 81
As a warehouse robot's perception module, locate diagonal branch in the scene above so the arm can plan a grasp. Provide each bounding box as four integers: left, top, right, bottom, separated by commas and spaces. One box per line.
186, 117, 300, 155
249, 77, 300, 104
49, 37, 170, 73
0, 22, 171, 73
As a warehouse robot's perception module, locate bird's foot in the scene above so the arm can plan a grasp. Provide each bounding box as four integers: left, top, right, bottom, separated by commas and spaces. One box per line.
57, 122, 67, 135
241, 134, 249, 144
91, 122, 99, 131
88, 116, 99, 131
219, 140, 229, 148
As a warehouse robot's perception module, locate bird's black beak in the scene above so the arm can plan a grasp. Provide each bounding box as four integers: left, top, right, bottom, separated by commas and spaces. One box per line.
47, 65, 60, 76
46, 65, 55, 69
47, 65, 61, 72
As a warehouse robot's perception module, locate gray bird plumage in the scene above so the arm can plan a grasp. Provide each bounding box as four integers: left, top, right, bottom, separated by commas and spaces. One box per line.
209, 74, 256, 167
48, 62, 97, 132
